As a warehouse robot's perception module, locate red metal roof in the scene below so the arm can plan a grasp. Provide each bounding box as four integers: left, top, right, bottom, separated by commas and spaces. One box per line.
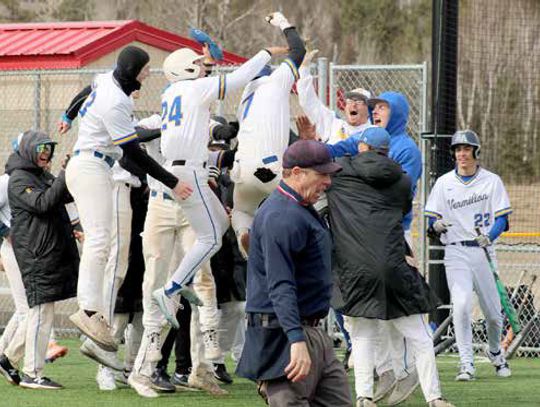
0, 20, 246, 70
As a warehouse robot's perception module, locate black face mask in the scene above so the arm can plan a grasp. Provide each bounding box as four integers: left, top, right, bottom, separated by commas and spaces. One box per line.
113, 46, 150, 96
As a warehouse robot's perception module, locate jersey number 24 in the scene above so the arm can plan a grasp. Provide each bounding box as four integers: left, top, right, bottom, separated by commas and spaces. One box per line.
161, 96, 183, 130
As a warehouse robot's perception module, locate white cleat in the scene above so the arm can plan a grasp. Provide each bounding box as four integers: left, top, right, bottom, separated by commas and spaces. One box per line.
373, 370, 396, 402
80, 338, 123, 371
486, 350, 512, 378
152, 288, 181, 329
96, 365, 117, 391
455, 364, 475, 381
69, 309, 117, 352
387, 369, 419, 405
128, 372, 158, 398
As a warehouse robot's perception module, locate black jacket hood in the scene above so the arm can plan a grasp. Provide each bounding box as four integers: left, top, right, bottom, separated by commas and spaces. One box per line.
5, 130, 55, 175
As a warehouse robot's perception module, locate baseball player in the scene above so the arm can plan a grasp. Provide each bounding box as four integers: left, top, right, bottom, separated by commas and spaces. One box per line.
63, 46, 191, 352
153, 30, 288, 328
425, 130, 512, 381
129, 113, 226, 397
231, 11, 306, 257
297, 50, 372, 144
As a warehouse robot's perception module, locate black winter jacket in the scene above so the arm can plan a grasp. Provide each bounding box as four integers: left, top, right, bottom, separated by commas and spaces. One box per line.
6, 131, 79, 308
327, 151, 439, 319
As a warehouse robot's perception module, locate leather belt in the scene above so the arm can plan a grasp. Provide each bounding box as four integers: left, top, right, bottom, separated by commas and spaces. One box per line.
150, 190, 174, 201
74, 150, 115, 168
172, 160, 207, 168
449, 240, 479, 247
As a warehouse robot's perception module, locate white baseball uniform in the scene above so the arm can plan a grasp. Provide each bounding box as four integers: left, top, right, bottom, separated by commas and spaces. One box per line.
66, 71, 139, 314
160, 50, 271, 294
132, 115, 220, 381
230, 57, 299, 242
425, 167, 512, 367
297, 65, 372, 144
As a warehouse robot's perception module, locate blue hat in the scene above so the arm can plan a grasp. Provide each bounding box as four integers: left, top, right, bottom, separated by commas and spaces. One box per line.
357, 127, 390, 150
189, 28, 223, 61
283, 140, 342, 175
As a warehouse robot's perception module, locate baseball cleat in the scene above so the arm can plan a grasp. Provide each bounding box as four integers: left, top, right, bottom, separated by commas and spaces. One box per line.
0, 354, 21, 385
387, 369, 419, 405
80, 338, 123, 371
151, 367, 176, 393
428, 398, 456, 407
128, 372, 158, 398
153, 288, 181, 328
213, 363, 233, 385
178, 286, 204, 307
455, 364, 475, 381
485, 350, 512, 377
69, 309, 117, 352
45, 341, 68, 364
356, 397, 377, 407
19, 374, 63, 390
96, 365, 117, 391
373, 369, 396, 402
188, 371, 228, 396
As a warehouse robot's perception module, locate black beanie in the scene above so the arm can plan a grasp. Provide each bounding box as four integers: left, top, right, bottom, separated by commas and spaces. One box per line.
113, 46, 150, 96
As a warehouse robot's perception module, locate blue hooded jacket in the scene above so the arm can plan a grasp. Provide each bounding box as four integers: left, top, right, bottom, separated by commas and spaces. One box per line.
326, 91, 421, 230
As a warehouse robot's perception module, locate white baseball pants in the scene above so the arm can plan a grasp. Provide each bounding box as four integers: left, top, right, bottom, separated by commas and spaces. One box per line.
133, 192, 219, 378
348, 316, 441, 403
165, 164, 229, 291
444, 245, 503, 366
66, 153, 113, 313
230, 159, 281, 241
215, 301, 246, 364
0, 239, 28, 359
102, 182, 133, 323
23, 302, 55, 378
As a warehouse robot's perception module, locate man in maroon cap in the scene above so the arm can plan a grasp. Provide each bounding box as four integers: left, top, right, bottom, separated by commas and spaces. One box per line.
236, 140, 351, 406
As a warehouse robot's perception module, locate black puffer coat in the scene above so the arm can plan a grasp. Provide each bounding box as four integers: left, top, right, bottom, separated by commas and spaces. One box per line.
327, 151, 439, 320
6, 131, 79, 308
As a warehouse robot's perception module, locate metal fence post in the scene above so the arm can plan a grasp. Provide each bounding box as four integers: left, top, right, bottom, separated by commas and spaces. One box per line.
317, 57, 328, 106
328, 62, 335, 111
33, 73, 41, 130
420, 61, 429, 277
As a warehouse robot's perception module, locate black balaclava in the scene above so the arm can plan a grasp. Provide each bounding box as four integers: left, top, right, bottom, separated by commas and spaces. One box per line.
113, 46, 150, 96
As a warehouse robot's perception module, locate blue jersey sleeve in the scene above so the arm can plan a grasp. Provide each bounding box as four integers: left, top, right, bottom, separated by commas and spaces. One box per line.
488, 215, 508, 242
325, 134, 361, 158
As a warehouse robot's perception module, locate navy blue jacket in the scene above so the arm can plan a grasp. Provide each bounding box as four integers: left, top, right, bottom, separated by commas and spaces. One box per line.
236, 180, 333, 380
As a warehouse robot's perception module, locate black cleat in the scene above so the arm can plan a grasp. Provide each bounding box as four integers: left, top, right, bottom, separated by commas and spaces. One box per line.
0, 354, 20, 385
19, 374, 63, 389
151, 368, 176, 393
213, 363, 233, 384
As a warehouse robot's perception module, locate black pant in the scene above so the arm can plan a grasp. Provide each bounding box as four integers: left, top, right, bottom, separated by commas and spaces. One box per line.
157, 296, 192, 374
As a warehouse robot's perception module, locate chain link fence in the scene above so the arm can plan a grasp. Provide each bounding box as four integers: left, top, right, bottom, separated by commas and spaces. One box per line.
0, 59, 537, 357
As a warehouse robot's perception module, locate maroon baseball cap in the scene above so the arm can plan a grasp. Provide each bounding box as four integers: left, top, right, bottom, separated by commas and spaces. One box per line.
283, 140, 342, 175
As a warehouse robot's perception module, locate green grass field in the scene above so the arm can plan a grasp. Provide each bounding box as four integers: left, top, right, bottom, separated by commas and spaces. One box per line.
1, 339, 539, 407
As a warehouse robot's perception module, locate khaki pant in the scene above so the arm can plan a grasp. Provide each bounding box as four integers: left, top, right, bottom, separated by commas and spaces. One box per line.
262, 326, 352, 407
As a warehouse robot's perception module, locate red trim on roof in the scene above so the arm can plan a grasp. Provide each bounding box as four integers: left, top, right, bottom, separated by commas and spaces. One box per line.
0, 20, 246, 70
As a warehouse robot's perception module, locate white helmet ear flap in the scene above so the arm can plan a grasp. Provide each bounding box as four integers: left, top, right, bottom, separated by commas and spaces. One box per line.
163, 48, 204, 82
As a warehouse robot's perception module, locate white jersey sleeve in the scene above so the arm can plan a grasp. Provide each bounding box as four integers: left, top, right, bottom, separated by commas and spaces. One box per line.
105, 100, 138, 146
493, 175, 512, 218
137, 114, 161, 130
0, 174, 11, 227
196, 50, 272, 106
297, 66, 338, 143
268, 58, 299, 92
424, 178, 444, 220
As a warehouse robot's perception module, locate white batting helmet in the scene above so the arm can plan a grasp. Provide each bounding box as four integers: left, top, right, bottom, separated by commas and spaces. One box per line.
163, 48, 205, 82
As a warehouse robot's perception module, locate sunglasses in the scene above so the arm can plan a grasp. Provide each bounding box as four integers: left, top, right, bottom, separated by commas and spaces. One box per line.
36, 144, 53, 154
